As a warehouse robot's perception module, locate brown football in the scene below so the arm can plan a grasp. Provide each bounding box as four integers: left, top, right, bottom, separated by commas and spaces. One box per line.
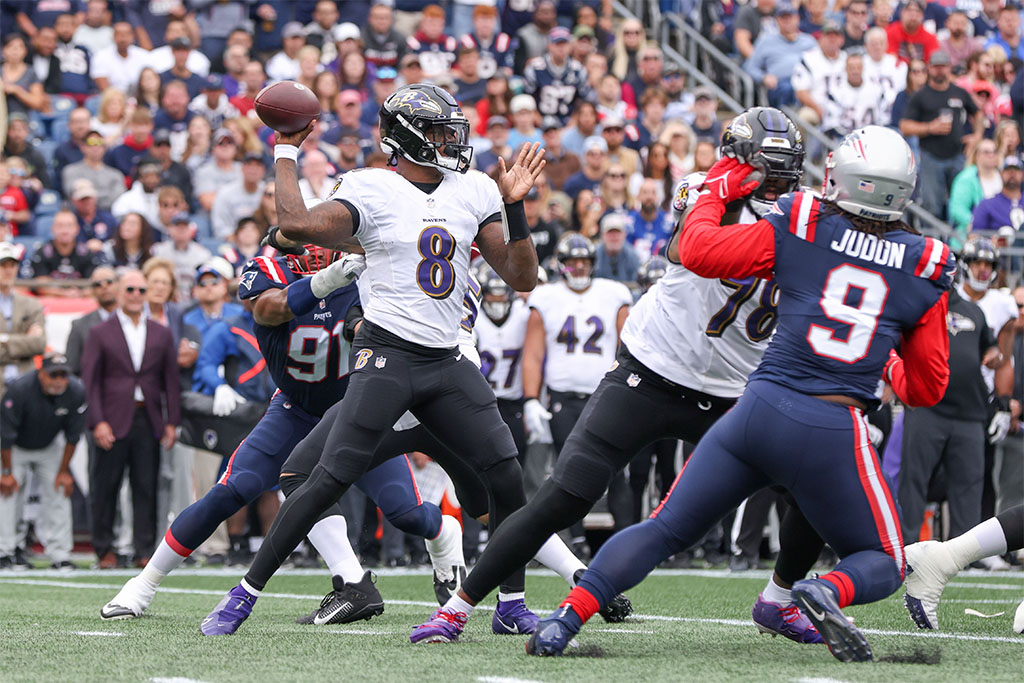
254, 81, 321, 134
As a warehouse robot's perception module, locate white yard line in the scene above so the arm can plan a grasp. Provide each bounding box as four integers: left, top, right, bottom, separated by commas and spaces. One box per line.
477, 677, 546, 683
150, 678, 212, 683
71, 630, 125, 637
5, 577, 1022, 646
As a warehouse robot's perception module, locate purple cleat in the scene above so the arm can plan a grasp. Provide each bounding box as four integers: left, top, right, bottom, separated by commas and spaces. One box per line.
752, 594, 824, 644
410, 607, 467, 644
492, 598, 539, 635
200, 584, 258, 636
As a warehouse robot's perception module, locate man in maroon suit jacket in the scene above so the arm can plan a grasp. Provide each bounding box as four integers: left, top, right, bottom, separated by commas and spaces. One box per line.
82, 269, 180, 568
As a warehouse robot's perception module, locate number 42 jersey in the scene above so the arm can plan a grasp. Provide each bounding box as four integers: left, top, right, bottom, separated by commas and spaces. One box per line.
238, 256, 361, 418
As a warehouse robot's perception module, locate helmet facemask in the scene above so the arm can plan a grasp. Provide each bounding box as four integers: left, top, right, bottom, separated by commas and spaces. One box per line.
286, 246, 342, 275
560, 257, 593, 291
382, 111, 473, 174
963, 257, 997, 291
747, 148, 803, 217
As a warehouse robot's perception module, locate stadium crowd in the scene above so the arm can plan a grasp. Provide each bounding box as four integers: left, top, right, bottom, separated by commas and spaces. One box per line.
0, 0, 1021, 573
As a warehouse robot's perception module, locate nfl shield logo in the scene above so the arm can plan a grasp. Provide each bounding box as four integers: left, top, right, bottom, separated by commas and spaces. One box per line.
426, 197, 436, 209
319, 300, 326, 309
627, 373, 641, 387
203, 429, 219, 450
375, 356, 387, 368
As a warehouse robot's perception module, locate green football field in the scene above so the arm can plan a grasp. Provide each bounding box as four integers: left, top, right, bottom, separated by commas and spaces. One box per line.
1, 567, 1022, 682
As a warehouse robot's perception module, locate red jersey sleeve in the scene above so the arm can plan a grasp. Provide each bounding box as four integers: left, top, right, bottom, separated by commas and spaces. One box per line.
883, 291, 950, 407
678, 193, 775, 280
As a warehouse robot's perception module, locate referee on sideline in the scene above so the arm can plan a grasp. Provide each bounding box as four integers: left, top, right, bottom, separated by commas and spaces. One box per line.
0, 353, 87, 570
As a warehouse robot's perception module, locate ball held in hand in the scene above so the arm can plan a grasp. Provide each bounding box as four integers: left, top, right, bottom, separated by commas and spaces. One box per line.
254, 81, 321, 134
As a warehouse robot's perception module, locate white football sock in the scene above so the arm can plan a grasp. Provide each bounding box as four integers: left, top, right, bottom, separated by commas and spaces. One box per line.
307, 515, 364, 584
947, 517, 1008, 568
535, 534, 586, 585
761, 576, 793, 605
424, 515, 465, 579
140, 538, 188, 586
498, 591, 525, 602
443, 593, 476, 616
240, 578, 262, 597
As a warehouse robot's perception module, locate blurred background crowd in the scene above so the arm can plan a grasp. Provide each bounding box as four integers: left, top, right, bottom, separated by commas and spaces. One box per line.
0, 0, 1021, 573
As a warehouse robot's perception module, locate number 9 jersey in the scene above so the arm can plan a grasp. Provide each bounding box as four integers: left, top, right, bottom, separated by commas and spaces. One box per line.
238, 256, 362, 418
327, 168, 503, 349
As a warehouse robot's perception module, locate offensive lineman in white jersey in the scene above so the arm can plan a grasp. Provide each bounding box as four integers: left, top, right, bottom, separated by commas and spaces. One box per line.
412, 107, 831, 645
200, 83, 544, 637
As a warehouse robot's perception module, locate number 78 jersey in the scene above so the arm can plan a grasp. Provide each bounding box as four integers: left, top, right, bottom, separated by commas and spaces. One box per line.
750, 191, 955, 405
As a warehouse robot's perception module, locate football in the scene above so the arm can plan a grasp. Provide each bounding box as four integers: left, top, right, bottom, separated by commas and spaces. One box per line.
254, 81, 321, 134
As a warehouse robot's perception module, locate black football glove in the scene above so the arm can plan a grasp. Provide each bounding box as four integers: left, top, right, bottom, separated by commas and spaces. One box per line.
262, 226, 307, 256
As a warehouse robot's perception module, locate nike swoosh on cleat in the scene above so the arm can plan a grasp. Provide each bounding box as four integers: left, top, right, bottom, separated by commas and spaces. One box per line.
498, 619, 520, 634
805, 604, 826, 621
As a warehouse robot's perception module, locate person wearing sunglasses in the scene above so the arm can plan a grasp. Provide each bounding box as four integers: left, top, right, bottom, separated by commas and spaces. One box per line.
61, 129, 126, 213
65, 266, 119, 377
0, 352, 86, 571
81, 268, 180, 570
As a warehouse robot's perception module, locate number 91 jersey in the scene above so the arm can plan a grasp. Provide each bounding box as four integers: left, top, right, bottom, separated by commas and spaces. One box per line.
238, 256, 361, 418
328, 168, 503, 349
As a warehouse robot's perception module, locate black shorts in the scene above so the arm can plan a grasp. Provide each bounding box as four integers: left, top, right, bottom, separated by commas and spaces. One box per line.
551, 344, 736, 502
290, 320, 518, 490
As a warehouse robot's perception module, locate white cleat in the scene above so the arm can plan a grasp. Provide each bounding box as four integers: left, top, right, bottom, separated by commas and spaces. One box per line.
100, 576, 156, 620
904, 540, 960, 630
1014, 598, 1024, 634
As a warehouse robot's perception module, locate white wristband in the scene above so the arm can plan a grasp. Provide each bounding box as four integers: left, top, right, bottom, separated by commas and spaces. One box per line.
274, 144, 299, 162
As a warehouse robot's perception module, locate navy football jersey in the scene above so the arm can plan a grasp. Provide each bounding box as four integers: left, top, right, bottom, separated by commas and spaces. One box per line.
750, 191, 955, 405
238, 256, 361, 417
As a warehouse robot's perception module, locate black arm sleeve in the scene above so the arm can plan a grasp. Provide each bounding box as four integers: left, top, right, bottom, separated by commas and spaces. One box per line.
343, 303, 364, 343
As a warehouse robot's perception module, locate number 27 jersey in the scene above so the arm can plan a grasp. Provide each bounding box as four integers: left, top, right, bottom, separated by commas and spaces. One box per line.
238, 256, 361, 418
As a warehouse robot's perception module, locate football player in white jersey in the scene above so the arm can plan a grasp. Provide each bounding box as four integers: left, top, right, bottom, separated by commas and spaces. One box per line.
200, 83, 545, 638
414, 107, 830, 646
474, 262, 531, 460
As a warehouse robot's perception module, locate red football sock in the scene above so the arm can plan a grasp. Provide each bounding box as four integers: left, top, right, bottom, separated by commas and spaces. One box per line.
819, 570, 855, 608
561, 586, 600, 624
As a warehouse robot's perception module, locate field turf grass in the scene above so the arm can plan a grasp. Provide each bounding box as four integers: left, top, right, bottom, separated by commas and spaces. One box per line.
1, 567, 1022, 682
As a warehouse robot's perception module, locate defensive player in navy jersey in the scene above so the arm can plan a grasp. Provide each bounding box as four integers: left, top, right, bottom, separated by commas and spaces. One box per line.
527, 125, 957, 662
200, 83, 543, 638
100, 250, 465, 622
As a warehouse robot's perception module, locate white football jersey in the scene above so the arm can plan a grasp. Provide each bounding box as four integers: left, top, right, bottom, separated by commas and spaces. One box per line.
528, 279, 632, 394
329, 167, 502, 348
475, 298, 530, 399
791, 47, 847, 110
862, 54, 906, 121
823, 80, 884, 135
626, 173, 775, 397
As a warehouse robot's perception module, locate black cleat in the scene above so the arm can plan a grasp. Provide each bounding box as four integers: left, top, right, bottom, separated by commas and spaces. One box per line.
433, 565, 467, 606
792, 579, 873, 663
573, 569, 633, 623
296, 571, 384, 625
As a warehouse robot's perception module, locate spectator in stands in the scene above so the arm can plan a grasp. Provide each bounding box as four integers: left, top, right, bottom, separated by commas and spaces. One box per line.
571, 25, 598, 67
793, 19, 847, 126
362, 1, 407, 69
92, 21, 149, 93
689, 87, 723, 142
734, 0, 777, 61
211, 153, 266, 241
593, 212, 639, 283
181, 117, 213, 174
104, 212, 155, 269
842, 0, 869, 49
986, 8, 1023, 63
133, 67, 163, 115
182, 258, 242, 337
105, 109, 155, 179
864, 26, 907, 123
642, 141, 673, 209
152, 214, 211, 299
696, 137, 720, 173
53, 12, 97, 102
515, 0, 559, 72
628, 178, 675, 258
62, 129, 124, 211
220, 45, 249, 99
331, 23, 366, 74
540, 117, 580, 192
0, 162, 31, 236
627, 45, 666, 104
957, 51, 1001, 105
4, 114, 51, 189
52, 107, 92, 195
397, 52, 425, 88
149, 129, 194, 201
407, 4, 458, 80
995, 118, 1021, 160
92, 88, 131, 146
973, 0, 1002, 41
886, 0, 938, 64
0, 352, 84, 571
26, 210, 100, 298
972, 156, 1024, 234
523, 27, 592, 125
521, 187, 561, 262
189, 75, 241, 131
474, 116, 510, 174
585, 52, 610, 94
661, 121, 696, 182
153, 80, 195, 152
160, 37, 206, 100
633, 87, 668, 152
324, 89, 373, 147
295, 45, 322, 91
83, 267, 179, 569
111, 159, 163, 228
564, 136, 609, 197
507, 94, 542, 150
941, 12, 984, 71
249, 179, 276, 236
304, 0, 341, 62
338, 51, 370, 100
265, 20, 305, 81
74, 0, 113, 57
599, 163, 633, 214
0, 242, 44, 395
453, 45, 486, 106
950, 138, 1003, 242
69, 179, 116, 250
798, 0, 828, 36
218, 218, 272, 275
822, 52, 884, 139
573, 188, 604, 237
66, 266, 118, 376
890, 57, 927, 129
313, 71, 341, 128
2, 34, 47, 117
363, 67, 399, 127
30, 27, 61, 95
152, 185, 189, 236
194, 128, 240, 214
146, 18, 210, 76
462, 5, 512, 80
14, 0, 83, 39
602, 116, 640, 179
229, 60, 266, 117
900, 50, 984, 219
298, 150, 333, 201
743, 2, 815, 107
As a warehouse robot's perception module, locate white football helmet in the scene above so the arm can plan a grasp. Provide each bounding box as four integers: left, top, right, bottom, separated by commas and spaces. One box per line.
823, 126, 916, 222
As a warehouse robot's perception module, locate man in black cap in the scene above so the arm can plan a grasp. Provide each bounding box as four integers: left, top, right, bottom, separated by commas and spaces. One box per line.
900, 49, 984, 220
0, 352, 87, 570
148, 129, 194, 201
160, 36, 206, 99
